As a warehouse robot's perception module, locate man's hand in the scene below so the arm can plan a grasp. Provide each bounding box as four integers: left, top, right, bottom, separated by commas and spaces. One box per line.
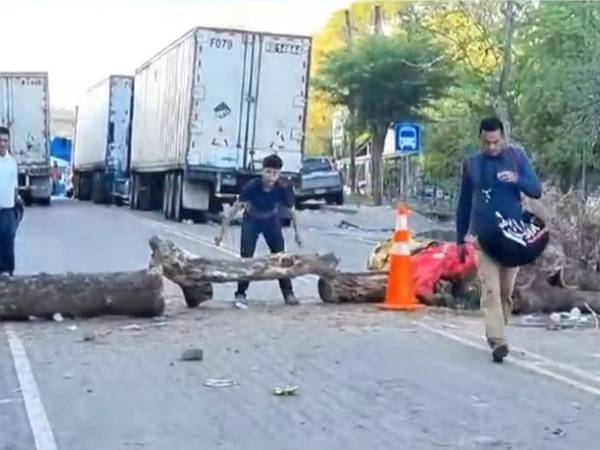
295, 232, 303, 248
497, 171, 518, 183
458, 244, 468, 264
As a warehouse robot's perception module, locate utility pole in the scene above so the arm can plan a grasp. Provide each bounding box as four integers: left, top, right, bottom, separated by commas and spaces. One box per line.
343, 9, 357, 194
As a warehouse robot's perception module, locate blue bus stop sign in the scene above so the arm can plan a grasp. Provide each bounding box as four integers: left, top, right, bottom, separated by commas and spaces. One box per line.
394, 122, 421, 154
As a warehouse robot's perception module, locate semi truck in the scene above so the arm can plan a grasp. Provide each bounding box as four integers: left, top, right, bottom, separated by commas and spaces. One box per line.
129, 27, 311, 221
72, 75, 134, 205
0, 72, 52, 205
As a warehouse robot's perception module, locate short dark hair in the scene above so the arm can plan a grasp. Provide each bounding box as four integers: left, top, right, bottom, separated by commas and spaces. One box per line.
263, 153, 283, 170
0, 126, 9, 136
479, 117, 504, 135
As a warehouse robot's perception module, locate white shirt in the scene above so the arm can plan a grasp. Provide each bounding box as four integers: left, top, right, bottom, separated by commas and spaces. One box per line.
0, 153, 18, 208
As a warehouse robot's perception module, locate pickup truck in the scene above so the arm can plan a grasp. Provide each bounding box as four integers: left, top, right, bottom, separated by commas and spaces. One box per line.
295, 157, 344, 207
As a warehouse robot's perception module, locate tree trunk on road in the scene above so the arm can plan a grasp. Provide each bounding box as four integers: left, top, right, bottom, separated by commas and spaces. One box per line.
318, 272, 388, 304
0, 270, 164, 320
150, 237, 339, 306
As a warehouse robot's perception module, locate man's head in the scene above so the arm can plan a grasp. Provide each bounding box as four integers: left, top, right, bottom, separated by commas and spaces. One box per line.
0, 127, 9, 156
261, 153, 283, 187
479, 117, 505, 156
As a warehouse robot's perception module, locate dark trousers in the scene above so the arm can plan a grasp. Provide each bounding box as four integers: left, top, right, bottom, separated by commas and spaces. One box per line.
0, 208, 17, 275
235, 218, 293, 297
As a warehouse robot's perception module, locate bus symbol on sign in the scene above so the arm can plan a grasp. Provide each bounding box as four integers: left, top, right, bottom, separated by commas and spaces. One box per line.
394, 122, 421, 154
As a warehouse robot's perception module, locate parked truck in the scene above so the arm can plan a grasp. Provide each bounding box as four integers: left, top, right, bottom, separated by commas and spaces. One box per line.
72, 75, 134, 205
0, 72, 52, 205
129, 27, 311, 221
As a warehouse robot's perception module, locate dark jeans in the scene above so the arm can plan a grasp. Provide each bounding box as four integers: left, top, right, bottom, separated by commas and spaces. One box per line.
235, 218, 293, 298
0, 208, 17, 275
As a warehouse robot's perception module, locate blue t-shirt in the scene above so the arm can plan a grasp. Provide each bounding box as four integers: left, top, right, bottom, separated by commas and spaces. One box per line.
456, 146, 542, 244
239, 178, 294, 222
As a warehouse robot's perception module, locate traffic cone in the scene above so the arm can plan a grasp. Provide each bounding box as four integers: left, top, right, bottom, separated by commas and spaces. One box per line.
379, 204, 424, 311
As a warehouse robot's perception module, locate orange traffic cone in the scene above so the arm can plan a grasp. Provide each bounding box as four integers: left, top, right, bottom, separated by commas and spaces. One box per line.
379, 204, 424, 311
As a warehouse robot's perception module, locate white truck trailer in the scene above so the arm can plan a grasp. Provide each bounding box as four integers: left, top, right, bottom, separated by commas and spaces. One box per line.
72, 75, 134, 205
0, 72, 52, 205
130, 27, 311, 221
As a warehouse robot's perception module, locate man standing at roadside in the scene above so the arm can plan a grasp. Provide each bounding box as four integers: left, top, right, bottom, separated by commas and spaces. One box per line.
0, 126, 19, 276
456, 117, 542, 363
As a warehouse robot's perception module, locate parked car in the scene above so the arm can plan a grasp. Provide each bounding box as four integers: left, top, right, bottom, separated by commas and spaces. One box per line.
295, 157, 344, 206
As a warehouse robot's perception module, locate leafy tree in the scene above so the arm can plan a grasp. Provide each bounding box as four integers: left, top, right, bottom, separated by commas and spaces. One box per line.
306, 1, 407, 156
315, 33, 454, 204
514, 0, 600, 190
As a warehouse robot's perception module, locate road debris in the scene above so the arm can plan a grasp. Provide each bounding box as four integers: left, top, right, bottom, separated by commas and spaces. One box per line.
181, 348, 204, 361
53, 313, 64, 322
66, 325, 78, 331
204, 379, 238, 388
272, 385, 299, 396
0, 398, 14, 405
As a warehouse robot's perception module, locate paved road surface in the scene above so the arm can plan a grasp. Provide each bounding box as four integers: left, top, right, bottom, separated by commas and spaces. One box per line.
2, 200, 600, 450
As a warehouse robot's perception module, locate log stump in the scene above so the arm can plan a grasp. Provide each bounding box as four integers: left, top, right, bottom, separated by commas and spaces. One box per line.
0, 270, 164, 320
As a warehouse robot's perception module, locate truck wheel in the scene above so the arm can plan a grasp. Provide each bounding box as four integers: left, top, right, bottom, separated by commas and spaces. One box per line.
173, 172, 183, 222
38, 197, 51, 206
130, 174, 138, 209
163, 172, 173, 219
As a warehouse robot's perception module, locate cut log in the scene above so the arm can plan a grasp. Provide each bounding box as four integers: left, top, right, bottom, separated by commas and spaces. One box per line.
150, 236, 339, 284
514, 280, 600, 314
0, 270, 164, 320
317, 271, 468, 307
318, 272, 388, 304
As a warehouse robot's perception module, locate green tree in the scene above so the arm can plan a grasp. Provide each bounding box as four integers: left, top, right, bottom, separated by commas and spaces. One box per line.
514, 0, 600, 189
315, 33, 454, 204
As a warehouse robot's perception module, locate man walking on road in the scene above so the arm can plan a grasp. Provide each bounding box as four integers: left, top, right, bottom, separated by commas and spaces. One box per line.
456, 117, 542, 363
0, 127, 19, 276
215, 153, 303, 309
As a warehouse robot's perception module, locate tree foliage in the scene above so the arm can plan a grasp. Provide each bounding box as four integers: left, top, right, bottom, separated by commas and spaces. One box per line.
306, 1, 406, 155
514, 1, 600, 189
315, 33, 454, 203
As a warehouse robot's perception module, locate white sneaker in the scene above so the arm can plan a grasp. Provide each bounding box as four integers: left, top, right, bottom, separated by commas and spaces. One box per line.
234, 294, 248, 310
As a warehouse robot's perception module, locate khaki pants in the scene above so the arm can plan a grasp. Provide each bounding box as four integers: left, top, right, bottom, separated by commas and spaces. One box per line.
477, 250, 519, 345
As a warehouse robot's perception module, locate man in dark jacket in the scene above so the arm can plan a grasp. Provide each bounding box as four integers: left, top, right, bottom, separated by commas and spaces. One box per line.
456, 117, 542, 363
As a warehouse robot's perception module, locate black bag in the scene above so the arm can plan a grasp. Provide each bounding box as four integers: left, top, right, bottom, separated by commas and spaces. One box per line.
478, 210, 549, 267
474, 147, 550, 268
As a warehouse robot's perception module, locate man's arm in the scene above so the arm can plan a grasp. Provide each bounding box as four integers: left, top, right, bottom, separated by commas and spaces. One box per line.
456, 159, 473, 245
516, 152, 542, 199
214, 200, 245, 246
289, 208, 303, 247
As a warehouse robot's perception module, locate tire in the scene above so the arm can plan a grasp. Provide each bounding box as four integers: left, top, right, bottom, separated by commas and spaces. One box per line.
173, 171, 183, 222
38, 197, 51, 206
326, 192, 344, 205
78, 174, 92, 201
130, 174, 138, 209
163, 172, 173, 220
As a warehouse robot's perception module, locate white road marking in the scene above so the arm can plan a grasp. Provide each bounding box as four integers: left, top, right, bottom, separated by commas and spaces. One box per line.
148, 220, 316, 287
428, 317, 600, 388
5, 325, 58, 450
414, 320, 600, 398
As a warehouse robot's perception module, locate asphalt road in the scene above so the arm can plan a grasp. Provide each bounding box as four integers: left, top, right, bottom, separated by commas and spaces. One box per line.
2, 200, 600, 450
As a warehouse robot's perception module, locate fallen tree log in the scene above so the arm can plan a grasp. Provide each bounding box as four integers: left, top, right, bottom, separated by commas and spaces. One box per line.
318, 272, 388, 304
150, 236, 339, 290
0, 270, 164, 320
514, 280, 600, 314
317, 271, 463, 307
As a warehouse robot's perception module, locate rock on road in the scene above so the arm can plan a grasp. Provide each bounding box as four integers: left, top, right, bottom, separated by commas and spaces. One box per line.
2, 200, 600, 450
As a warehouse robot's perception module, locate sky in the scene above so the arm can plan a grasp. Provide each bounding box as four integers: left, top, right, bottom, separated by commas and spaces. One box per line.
1, 0, 351, 109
